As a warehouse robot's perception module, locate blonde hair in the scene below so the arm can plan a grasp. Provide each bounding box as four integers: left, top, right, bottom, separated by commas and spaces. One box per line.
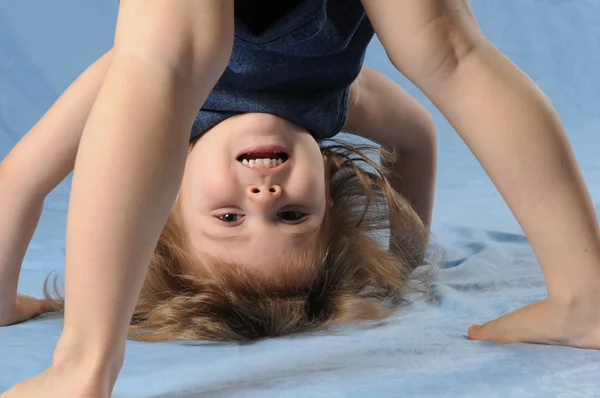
45, 140, 431, 342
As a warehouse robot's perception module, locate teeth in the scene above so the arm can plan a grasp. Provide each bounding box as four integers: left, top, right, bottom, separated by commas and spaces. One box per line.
241, 158, 284, 168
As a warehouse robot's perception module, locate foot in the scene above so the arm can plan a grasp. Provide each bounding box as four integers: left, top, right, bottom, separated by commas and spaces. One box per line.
468, 297, 600, 349
1, 366, 110, 398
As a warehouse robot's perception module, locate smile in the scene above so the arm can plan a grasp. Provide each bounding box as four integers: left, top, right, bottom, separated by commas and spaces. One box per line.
236, 146, 290, 169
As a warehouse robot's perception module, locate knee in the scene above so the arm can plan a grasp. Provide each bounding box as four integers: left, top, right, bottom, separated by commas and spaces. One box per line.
113, 1, 234, 85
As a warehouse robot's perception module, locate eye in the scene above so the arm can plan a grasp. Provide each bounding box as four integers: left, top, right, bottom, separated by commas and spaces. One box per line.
277, 211, 307, 223
216, 213, 243, 224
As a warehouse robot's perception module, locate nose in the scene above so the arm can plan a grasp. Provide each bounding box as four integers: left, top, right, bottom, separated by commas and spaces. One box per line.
246, 183, 282, 204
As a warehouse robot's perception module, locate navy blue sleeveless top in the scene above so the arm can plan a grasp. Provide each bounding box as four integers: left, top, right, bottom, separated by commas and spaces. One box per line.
190, 0, 375, 141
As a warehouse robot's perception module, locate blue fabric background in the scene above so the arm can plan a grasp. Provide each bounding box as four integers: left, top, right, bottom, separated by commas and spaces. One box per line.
1, 1, 600, 396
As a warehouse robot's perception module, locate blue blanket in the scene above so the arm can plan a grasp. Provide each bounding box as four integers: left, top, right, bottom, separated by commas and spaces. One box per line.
2, 1, 600, 397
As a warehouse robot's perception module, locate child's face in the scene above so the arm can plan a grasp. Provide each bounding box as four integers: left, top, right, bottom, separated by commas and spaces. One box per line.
179, 113, 329, 276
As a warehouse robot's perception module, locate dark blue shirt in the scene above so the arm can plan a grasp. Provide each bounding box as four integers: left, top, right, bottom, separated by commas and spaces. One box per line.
190, 0, 375, 141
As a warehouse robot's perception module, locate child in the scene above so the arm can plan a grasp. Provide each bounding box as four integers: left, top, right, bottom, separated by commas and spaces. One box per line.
2, 0, 600, 397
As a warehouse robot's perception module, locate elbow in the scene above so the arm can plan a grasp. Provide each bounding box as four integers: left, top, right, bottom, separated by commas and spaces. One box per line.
402, 45, 478, 91
391, 28, 487, 94
0, 160, 19, 192
0, 160, 47, 202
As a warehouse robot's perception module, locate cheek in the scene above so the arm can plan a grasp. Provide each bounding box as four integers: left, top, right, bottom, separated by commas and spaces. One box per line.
290, 163, 327, 205
191, 167, 239, 208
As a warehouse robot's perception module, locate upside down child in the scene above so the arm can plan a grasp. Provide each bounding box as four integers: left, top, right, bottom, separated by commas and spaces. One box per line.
1, 1, 600, 397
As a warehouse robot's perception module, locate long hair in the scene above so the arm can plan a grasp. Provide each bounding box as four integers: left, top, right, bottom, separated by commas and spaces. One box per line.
45, 140, 433, 342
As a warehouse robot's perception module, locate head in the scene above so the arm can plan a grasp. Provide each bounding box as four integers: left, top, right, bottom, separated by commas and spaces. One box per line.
177, 113, 332, 279
45, 112, 432, 342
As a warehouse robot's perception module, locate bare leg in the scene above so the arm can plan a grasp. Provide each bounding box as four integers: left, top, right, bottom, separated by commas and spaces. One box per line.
1, 1, 234, 396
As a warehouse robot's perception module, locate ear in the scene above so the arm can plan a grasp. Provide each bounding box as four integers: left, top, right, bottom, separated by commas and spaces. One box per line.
323, 154, 334, 207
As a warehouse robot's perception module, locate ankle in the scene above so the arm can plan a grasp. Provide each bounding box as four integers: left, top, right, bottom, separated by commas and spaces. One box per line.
52, 332, 125, 389
44, 365, 113, 398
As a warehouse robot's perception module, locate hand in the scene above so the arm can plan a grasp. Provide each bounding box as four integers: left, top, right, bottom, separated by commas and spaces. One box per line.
0, 294, 54, 327
468, 297, 600, 349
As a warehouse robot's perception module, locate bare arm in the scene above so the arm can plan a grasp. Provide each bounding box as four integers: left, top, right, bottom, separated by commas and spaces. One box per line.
344, 66, 436, 229
362, 0, 600, 347
0, 50, 112, 325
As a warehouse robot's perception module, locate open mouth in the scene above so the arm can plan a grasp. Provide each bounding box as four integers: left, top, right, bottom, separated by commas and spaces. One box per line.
236, 150, 289, 168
